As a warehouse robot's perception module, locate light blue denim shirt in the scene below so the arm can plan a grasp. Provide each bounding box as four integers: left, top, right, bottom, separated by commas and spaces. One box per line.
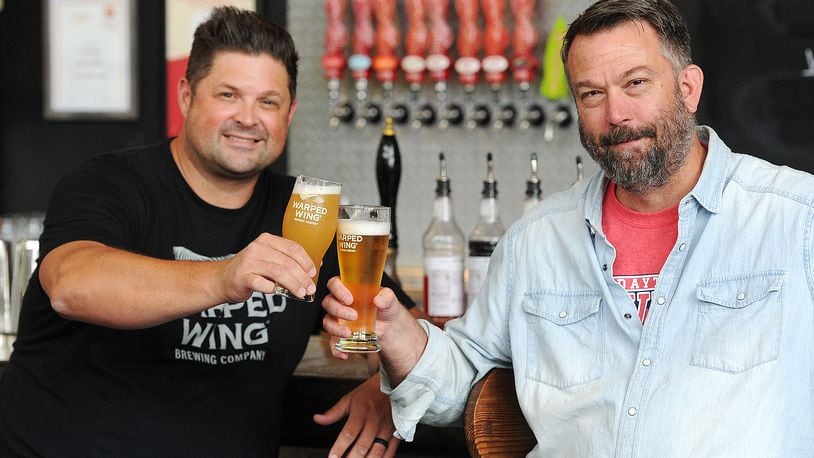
384, 127, 814, 456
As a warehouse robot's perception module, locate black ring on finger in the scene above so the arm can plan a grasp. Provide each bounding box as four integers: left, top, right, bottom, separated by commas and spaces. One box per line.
372, 437, 389, 448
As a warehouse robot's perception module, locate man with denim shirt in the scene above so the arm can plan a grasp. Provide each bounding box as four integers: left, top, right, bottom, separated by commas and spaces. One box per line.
322, 0, 814, 455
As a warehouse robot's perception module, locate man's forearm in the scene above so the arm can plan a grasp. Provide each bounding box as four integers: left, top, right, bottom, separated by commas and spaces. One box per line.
41, 241, 227, 329
378, 307, 430, 387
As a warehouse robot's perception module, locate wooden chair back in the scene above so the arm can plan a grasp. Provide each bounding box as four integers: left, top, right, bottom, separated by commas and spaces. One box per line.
464, 368, 536, 457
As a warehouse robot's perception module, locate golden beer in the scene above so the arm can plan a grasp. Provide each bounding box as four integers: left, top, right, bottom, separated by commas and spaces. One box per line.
335, 206, 390, 353
276, 175, 341, 302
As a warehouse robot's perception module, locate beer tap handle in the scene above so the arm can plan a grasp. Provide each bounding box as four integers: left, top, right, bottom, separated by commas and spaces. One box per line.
454, 0, 481, 89
481, 0, 509, 87
376, 117, 402, 251
481, 0, 509, 130
403, 0, 428, 128
425, 0, 453, 128
404, 0, 428, 71
511, 0, 540, 129
454, 0, 482, 129
426, 0, 453, 83
323, 0, 349, 127
350, 0, 375, 129
373, 0, 400, 100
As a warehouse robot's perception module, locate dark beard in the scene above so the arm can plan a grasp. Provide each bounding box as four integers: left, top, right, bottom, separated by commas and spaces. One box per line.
579, 90, 696, 194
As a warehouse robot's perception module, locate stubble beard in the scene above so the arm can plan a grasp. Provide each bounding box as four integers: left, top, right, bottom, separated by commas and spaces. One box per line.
579, 89, 697, 195
186, 117, 273, 181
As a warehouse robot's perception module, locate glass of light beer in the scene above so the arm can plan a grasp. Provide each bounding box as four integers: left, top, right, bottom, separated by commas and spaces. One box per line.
275, 175, 342, 302
335, 205, 390, 353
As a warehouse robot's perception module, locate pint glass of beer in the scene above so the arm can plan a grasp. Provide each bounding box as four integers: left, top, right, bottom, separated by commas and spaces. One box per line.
334, 205, 390, 353
275, 175, 342, 302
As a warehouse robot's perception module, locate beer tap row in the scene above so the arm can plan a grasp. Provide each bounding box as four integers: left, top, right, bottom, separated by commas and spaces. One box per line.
322, 0, 574, 136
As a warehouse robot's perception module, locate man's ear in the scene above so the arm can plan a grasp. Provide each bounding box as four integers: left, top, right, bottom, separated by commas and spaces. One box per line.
287, 98, 298, 125
680, 64, 704, 113
177, 78, 192, 118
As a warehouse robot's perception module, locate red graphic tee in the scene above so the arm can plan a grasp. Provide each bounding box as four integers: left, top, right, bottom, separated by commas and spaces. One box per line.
602, 182, 678, 323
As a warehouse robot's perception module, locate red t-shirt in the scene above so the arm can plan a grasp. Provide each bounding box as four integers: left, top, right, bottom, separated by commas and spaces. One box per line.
602, 182, 678, 323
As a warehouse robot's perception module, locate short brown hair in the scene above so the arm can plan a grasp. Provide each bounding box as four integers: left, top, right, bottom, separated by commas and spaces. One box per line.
185, 6, 299, 100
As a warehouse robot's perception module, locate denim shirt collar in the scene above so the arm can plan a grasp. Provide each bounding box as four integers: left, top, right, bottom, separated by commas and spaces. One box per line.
582, 125, 730, 232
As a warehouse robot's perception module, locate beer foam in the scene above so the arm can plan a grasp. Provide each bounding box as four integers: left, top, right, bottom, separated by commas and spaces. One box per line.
338, 220, 390, 236
293, 182, 342, 195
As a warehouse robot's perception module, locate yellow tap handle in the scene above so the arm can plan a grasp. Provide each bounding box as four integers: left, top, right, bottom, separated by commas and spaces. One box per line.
539, 15, 570, 101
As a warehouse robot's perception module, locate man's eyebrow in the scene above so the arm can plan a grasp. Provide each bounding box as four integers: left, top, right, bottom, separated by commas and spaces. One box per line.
259, 90, 285, 99
621, 65, 657, 80
573, 80, 600, 92
572, 65, 658, 92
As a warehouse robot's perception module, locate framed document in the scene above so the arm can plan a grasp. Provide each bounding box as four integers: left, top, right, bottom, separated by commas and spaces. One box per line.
43, 0, 138, 120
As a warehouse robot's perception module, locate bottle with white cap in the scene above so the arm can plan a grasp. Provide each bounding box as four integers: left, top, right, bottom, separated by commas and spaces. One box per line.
466, 153, 505, 306
422, 153, 465, 326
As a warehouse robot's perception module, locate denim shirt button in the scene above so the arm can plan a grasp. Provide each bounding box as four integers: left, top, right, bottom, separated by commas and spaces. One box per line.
656, 296, 666, 305
642, 359, 652, 367
559, 310, 568, 318
628, 407, 638, 416
737, 292, 746, 301
624, 313, 632, 319
679, 242, 687, 251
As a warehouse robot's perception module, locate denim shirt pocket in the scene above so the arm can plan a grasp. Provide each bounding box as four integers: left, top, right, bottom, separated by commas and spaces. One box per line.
691, 271, 785, 374
522, 291, 604, 389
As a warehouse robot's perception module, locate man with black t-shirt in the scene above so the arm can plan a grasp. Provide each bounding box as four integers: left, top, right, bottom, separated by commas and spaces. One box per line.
0, 7, 409, 457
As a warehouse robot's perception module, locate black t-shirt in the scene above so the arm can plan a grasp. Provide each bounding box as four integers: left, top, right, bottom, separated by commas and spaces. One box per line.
0, 140, 411, 457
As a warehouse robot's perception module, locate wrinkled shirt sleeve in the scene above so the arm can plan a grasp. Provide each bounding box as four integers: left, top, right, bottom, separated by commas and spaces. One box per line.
382, 237, 515, 441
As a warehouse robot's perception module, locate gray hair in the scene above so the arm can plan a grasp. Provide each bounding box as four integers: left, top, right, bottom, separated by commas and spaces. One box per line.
562, 0, 692, 75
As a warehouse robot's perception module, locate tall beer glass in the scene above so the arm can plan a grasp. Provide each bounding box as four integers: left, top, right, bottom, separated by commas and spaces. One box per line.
335, 205, 390, 353
275, 175, 342, 302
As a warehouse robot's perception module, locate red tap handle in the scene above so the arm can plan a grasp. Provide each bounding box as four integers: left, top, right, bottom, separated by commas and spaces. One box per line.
510, 0, 539, 84
350, 0, 374, 80
323, 0, 348, 80
481, 0, 508, 56
373, 0, 399, 83
454, 0, 481, 86
426, 0, 453, 82
403, 0, 428, 85
481, 0, 509, 85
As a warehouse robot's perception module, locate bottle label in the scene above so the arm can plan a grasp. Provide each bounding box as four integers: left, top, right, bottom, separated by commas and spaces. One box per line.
423, 256, 465, 317
468, 240, 498, 257
466, 255, 492, 305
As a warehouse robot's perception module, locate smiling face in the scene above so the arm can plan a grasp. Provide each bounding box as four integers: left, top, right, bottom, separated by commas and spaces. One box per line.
567, 20, 699, 194
177, 51, 297, 181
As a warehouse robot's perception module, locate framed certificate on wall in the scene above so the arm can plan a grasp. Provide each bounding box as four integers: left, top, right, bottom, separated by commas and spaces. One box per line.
43, 0, 138, 120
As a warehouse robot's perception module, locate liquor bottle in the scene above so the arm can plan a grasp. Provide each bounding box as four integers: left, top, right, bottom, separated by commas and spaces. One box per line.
466, 153, 506, 305
523, 152, 542, 213
376, 117, 402, 286
422, 153, 465, 325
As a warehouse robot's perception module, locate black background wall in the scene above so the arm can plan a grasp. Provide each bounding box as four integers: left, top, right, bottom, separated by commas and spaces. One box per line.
0, 0, 287, 214
1, 0, 812, 214
683, 0, 814, 173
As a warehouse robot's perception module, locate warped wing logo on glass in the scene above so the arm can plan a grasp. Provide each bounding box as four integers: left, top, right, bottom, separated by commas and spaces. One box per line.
299, 193, 326, 204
